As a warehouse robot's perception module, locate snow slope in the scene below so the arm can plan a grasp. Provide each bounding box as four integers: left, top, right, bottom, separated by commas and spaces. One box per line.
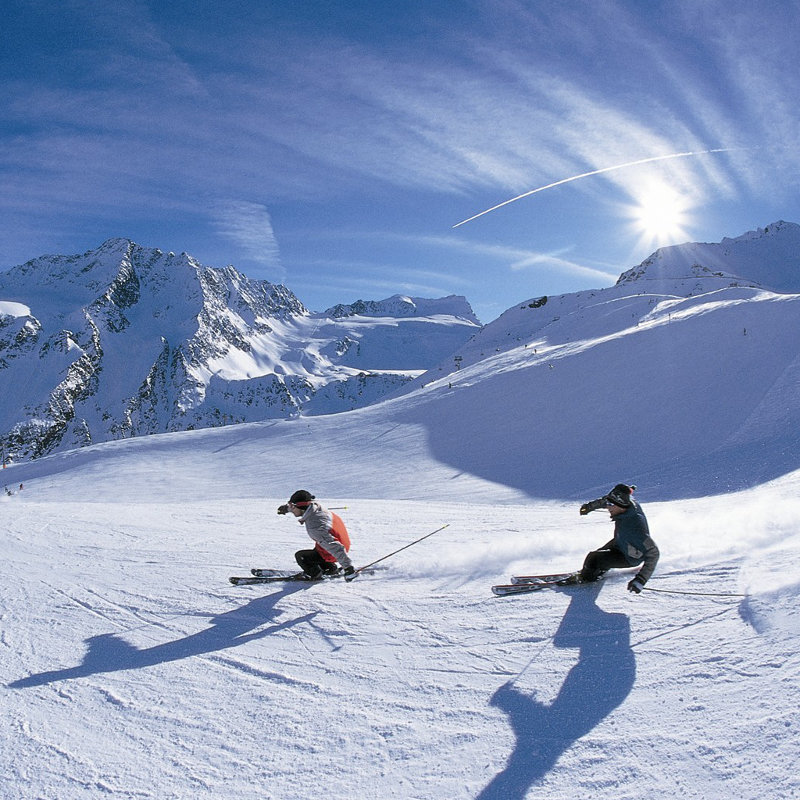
1, 419, 798, 800
357, 222, 800, 501
392, 287, 800, 500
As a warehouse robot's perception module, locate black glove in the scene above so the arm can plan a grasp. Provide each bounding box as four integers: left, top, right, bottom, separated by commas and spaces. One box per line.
277, 504, 289, 515
627, 577, 645, 594
343, 566, 357, 582
580, 498, 606, 516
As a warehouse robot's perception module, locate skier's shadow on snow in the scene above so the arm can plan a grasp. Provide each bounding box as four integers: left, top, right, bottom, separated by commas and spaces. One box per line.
9, 585, 314, 689
477, 581, 634, 800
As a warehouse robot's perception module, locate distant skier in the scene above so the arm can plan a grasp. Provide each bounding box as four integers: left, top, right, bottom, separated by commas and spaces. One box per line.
277, 490, 356, 581
577, 483, 659, 593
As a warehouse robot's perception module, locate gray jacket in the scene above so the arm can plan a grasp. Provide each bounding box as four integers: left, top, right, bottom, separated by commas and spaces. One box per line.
298, 502, 353, 569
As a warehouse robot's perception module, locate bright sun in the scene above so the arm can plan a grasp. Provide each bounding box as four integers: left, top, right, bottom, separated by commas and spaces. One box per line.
630, 181, 690, 245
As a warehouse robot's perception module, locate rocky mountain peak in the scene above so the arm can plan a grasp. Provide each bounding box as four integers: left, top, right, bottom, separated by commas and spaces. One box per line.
0, 240, 478, 462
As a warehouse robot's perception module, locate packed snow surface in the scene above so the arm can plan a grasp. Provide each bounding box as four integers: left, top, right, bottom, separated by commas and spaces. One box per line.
1, 414, 798, 800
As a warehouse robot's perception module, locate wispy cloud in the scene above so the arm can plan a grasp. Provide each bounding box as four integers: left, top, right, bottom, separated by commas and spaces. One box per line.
246, 1, 794, 203
2, 0, 800, 310
360, 231, 619, 284
299, 256, 469, 288
4, 1, 796, 209
291, 256, 467, 298
212, 201, 284, 281
305, 274, 456, 301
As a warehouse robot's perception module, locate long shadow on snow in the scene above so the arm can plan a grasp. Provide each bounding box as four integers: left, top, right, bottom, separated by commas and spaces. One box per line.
477, 581, 634, 800
9, 585, 313, 689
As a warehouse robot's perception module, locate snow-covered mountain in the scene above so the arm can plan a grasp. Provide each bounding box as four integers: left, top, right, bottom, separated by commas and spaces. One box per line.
327, 294, 480, 321
320, 294, 480, 371
382, 220, 800, 500
617, 220, 800, 291
0, 239, 480, 461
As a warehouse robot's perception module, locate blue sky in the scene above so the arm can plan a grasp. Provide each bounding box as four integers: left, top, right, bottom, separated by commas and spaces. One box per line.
2, 0, 799, 322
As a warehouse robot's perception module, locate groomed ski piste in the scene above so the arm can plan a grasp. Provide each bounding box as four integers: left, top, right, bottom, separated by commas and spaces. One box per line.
3, 411, 799, 799
3, 245, 800, 799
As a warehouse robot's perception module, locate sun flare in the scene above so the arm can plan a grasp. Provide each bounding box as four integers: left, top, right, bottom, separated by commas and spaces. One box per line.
631, 182, 690, 244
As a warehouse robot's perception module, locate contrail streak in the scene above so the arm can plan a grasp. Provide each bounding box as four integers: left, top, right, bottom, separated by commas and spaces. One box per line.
452, 148, 736, 228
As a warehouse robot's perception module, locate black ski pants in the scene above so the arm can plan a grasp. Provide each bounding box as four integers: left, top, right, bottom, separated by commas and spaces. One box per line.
580, 546, 631, 582
295, 548, 339, 578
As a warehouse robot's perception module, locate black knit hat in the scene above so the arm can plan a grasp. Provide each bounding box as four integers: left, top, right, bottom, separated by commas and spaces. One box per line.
605, 483, 633, 508
289, 489, 315, 506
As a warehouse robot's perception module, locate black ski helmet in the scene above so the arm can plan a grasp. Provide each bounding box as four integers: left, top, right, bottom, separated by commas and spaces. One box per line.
289, 489, 315, 506
605, 483, 634, 508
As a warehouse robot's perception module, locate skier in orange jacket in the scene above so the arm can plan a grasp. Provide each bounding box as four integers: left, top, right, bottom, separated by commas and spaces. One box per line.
278, 490, 355, 580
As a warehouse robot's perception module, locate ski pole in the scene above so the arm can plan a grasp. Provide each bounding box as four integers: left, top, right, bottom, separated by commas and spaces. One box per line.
352, 523, 450, 575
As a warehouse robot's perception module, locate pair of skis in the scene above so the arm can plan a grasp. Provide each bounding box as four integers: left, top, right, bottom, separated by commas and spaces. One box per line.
229, 567, 382, 586
229, 568, 344, 586
230, 568, 589, 593
491, 572, 585, 596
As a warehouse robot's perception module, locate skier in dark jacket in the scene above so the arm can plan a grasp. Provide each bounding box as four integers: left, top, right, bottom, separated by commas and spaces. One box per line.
578, 483, 659, 593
